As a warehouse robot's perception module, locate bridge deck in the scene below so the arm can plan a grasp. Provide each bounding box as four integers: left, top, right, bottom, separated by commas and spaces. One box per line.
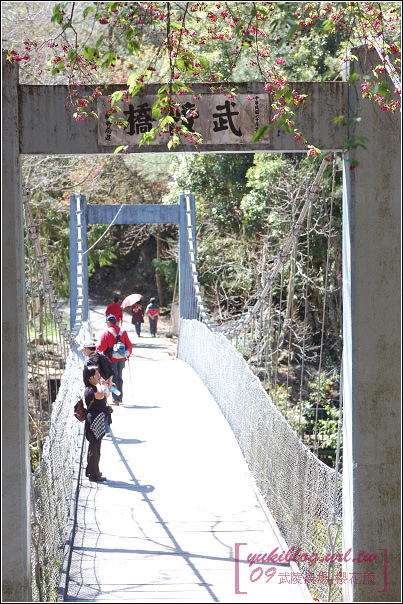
62, 327, 312, 602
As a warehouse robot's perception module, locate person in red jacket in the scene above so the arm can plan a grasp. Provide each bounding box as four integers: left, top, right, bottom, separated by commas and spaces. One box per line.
105, 295, 123, 326
96, 315, 133, 405
146, 297, 160, 337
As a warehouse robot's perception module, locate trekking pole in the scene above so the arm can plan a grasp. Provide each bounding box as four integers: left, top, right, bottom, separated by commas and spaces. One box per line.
127, 354, 133, 383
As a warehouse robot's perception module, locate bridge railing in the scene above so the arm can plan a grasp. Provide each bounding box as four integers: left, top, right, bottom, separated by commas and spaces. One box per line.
31, 320, 91, 602
177, 163, 343, 602
178, 319, 342, 602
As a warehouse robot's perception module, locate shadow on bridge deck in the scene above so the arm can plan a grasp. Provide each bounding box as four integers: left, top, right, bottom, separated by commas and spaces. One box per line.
61, 331, 312, 603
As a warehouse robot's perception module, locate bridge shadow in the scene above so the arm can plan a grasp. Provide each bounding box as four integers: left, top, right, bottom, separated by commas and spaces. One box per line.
104, 430, 222, 603
122, 404, 160, 410
108, 435, 145, 445
104, 480, 154, 492
67, 455, 293, 603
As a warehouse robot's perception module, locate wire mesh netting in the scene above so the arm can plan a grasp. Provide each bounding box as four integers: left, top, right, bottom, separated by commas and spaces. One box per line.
31, 321, 92, 602
178, 319, 342, 602
24, 185, 72, 472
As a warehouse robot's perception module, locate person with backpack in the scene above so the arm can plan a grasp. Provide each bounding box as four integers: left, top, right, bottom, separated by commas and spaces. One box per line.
80, 340, 114, 435
96, 314, 133, 405
83, 365, 108, 482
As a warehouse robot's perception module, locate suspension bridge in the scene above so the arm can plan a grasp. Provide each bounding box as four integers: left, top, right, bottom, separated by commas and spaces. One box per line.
24, 162, 351, 604
59, 319, 313, 603
2, 46, 401, 603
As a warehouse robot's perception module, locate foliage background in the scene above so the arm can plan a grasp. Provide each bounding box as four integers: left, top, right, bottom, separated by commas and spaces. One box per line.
2, 1, 400, 465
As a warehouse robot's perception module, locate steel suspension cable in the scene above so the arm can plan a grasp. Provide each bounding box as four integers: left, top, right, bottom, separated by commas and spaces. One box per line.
313, 154, 337, 454
298, 193, 313, 440
273, 260, 285, 408
327, 351, 344, 602
285, 236, 298, 422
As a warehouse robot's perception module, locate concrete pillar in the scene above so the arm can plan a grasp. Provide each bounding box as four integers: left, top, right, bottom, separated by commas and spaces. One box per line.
178, 193, 197, 320
1, 52, 31, 600
69, 193, 88, 328
178, 193, 187, 319
342, 47, 401, 601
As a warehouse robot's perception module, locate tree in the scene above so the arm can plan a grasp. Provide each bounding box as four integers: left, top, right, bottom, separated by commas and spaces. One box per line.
21, 152, 175, 301
5, 2, 400, 154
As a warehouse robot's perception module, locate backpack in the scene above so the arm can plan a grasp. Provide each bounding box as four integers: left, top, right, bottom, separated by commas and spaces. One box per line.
74, 398, 93, 422
108, 327, 128, 360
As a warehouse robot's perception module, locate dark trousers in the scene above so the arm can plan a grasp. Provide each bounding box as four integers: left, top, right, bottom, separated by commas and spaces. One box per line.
86, 422, 102, 478
134, 322, 142, 336
149, 317, 158, 336
111, 359, 125, 402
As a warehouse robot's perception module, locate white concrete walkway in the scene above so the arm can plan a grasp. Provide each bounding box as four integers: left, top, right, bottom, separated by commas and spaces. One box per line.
63, 331, 312, 602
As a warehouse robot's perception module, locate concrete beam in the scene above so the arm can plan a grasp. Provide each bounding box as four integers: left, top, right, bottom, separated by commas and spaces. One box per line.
19, 81, 347, 155
87, 204, 180, 224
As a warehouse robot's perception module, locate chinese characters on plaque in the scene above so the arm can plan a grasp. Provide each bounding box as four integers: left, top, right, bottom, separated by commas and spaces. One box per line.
97, 93, 271, 147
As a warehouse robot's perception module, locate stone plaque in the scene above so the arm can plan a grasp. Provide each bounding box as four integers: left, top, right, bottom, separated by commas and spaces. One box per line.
97, 92, 271, 147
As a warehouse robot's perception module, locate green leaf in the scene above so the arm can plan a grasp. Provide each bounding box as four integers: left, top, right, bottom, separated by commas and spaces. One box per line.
151, 100, 162, 118
160, 115, 175, 127
332, 115, 345, 126
100, 51, 117, 67
322, 19, 334, 31
110, 90, 123, 107
372, 81, 392, 97
51, 60, 65, 74
83, 6, 96, 18
346, 72, 360, 85
345, 116, 361, 127
127, 73, 137, 87
127, 39, 140, 53
274, 89, 286, 101
347, 158, 359, 167
242, 33, 254, 43
252, 124, 270, 143
83, 46, 95, 60
139, 127, 158, 147
285, 17, 297, 28
283, 90, 293, 104
130, 82, 144, 96
51, 3, 68, 24
68, 49, 77, 63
